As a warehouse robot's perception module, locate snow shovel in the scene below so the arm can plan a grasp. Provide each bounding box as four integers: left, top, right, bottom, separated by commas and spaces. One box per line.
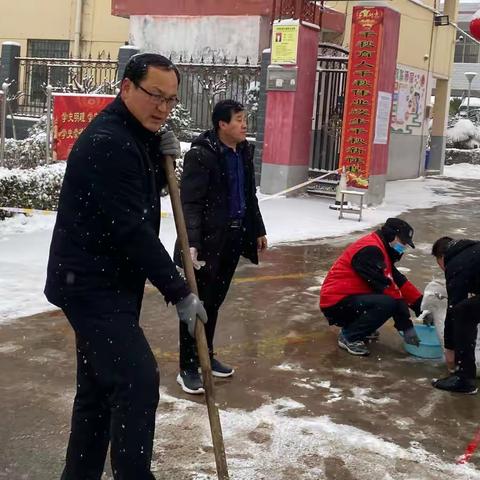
164, 155, 230, 480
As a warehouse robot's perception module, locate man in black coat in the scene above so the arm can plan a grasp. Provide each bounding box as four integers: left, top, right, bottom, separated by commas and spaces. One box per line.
431, 237, 480, 394
45, 53, 207, 479
174, 99, 267, 394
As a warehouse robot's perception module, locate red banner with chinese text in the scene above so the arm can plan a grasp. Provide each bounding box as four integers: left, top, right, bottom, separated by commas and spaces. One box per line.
53, 94, 115, 160
339, 7, 384, 188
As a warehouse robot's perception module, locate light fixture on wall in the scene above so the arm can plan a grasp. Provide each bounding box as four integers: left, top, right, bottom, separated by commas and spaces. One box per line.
434, 14, 449, 27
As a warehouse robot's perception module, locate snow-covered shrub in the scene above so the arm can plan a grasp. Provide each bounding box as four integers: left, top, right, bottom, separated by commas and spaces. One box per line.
0, 163, 65, 210
3, 116, 48, 169
245, 81, 260, 114
446, 118, 480, 149
165, 103, 195, 141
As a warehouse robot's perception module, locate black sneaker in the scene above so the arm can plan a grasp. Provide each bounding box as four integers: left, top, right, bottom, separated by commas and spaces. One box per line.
211, 357, 234, 378
177, 369, 204, 395
432, 374, 478, 395
365, 330, 380, 341
338, 333, 370, 356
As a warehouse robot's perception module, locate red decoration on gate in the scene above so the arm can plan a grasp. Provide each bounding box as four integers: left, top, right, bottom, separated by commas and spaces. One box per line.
469, 9, 480, 41
339, 7, 384, 189
53, 94, 115, 160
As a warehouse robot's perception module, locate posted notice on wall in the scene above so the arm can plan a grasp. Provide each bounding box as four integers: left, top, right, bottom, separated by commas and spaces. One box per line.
374, 91, 392, 144
271, 23, 299, 65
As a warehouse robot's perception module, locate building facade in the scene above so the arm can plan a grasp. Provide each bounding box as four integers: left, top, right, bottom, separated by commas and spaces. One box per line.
0, 0, 128, 59
327, 0, 458, 181
450, 1, 480, 97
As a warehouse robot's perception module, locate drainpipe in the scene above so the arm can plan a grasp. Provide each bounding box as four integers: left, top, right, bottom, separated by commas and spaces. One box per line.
73, 0, 83, 58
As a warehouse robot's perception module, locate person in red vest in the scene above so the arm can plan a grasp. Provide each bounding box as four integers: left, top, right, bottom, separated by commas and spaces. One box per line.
320, 218, 432, 356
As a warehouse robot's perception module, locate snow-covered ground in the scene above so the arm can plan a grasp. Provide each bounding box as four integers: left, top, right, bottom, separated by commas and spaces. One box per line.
1, 163, 479, 323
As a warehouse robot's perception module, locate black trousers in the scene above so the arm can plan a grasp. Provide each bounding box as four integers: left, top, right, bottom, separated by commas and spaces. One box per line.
61, 300, 159, 480
321, 294, 411, 342
179, 227, 243, 370
451, 296, 480, 379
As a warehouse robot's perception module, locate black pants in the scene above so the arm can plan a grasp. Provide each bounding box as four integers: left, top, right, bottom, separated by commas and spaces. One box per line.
451, 296, 480, 379
61, 301, 159, 480
321, 294, 411, 342
179, 227, 243, 370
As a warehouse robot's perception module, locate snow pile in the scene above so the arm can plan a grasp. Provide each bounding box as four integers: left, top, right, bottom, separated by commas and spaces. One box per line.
446, 118, 480, 149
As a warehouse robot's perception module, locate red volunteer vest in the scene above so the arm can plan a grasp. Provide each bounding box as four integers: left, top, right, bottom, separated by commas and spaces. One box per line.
319, 232, 421, 309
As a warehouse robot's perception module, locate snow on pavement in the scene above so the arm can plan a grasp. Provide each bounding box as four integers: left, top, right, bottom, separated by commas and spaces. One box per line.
1, 163, 479, 323
147, 389, 480, 480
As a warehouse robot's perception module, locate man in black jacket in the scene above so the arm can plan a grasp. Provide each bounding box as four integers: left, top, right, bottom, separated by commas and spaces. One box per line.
175, 99, 267, 394
431, 237, 480, 394
45, 53, 207, 479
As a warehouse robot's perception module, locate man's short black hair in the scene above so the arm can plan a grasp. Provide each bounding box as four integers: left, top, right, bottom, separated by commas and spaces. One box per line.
432, 237, 453, 258
122, 53, 181, 85
212, 99, 245, 131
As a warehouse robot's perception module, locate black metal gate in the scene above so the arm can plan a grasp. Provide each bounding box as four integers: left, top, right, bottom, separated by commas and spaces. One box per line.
311, 43, 349, 171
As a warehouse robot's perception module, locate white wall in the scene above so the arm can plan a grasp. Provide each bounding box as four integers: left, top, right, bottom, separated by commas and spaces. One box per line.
130, 15, 262, 63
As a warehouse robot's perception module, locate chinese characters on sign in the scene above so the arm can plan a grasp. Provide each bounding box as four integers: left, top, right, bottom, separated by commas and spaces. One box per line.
53, 94, 115, 160
271, 23, 300, 64
339, 7, 384, 188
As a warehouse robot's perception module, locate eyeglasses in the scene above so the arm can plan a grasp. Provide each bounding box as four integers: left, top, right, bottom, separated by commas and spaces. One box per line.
135, 84, 179, 109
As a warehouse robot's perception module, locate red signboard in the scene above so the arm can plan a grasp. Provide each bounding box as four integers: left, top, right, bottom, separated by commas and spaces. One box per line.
53, 94, 115, 160
339, 7, 384, 189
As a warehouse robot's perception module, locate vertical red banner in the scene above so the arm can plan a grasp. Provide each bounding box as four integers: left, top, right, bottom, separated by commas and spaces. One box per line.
53, 94, 115, 160
339, 7, 384, 188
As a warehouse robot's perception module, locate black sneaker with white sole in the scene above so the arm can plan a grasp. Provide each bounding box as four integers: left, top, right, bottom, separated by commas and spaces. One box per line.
432, 374, 478, 395
210, 357, 234, 378
177, 369, 204, 395
338, 332, 370, 356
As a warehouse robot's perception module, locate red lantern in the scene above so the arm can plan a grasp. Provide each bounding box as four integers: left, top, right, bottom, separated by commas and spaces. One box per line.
470, 9, 480, 41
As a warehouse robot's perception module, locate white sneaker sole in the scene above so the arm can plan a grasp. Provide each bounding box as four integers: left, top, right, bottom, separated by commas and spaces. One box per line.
198, 367, 235, 378
176, 373, 204, 395
212, 368, 235, 378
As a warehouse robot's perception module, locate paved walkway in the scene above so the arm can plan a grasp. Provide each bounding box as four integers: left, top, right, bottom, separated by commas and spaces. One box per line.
1, 179, 480, 479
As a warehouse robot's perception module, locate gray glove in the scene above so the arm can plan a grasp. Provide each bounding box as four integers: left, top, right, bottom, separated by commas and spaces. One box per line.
176, 293, 208, 338
159, 130, 181, 158
422, 311, 435, 327
403, 327, 420, 347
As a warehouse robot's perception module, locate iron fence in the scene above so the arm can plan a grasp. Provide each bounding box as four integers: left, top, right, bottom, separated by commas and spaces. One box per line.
16, 56, 118, 117
14, 55, 261, 134
176, 57, 261, 134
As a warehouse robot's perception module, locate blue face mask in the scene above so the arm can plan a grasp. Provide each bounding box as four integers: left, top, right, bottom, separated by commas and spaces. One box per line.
392, 242, 407, 255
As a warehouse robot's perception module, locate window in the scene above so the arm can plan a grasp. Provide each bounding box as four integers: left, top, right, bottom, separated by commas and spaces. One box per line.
27, 39, 70, 102
454, 24, 480, 63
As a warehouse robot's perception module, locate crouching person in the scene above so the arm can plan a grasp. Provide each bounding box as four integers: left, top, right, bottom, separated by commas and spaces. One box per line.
320, 218, 427, 356
431, 237, 480, 395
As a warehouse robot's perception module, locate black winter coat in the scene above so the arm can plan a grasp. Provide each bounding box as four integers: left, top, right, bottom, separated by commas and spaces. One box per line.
45, 96, 190, 312
174, 130, 266, 266
443, 239, 480, 348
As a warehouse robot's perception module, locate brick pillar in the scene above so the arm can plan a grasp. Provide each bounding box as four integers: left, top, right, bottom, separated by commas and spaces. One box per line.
260, 21, 319, 194
338, 5, 400, 205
